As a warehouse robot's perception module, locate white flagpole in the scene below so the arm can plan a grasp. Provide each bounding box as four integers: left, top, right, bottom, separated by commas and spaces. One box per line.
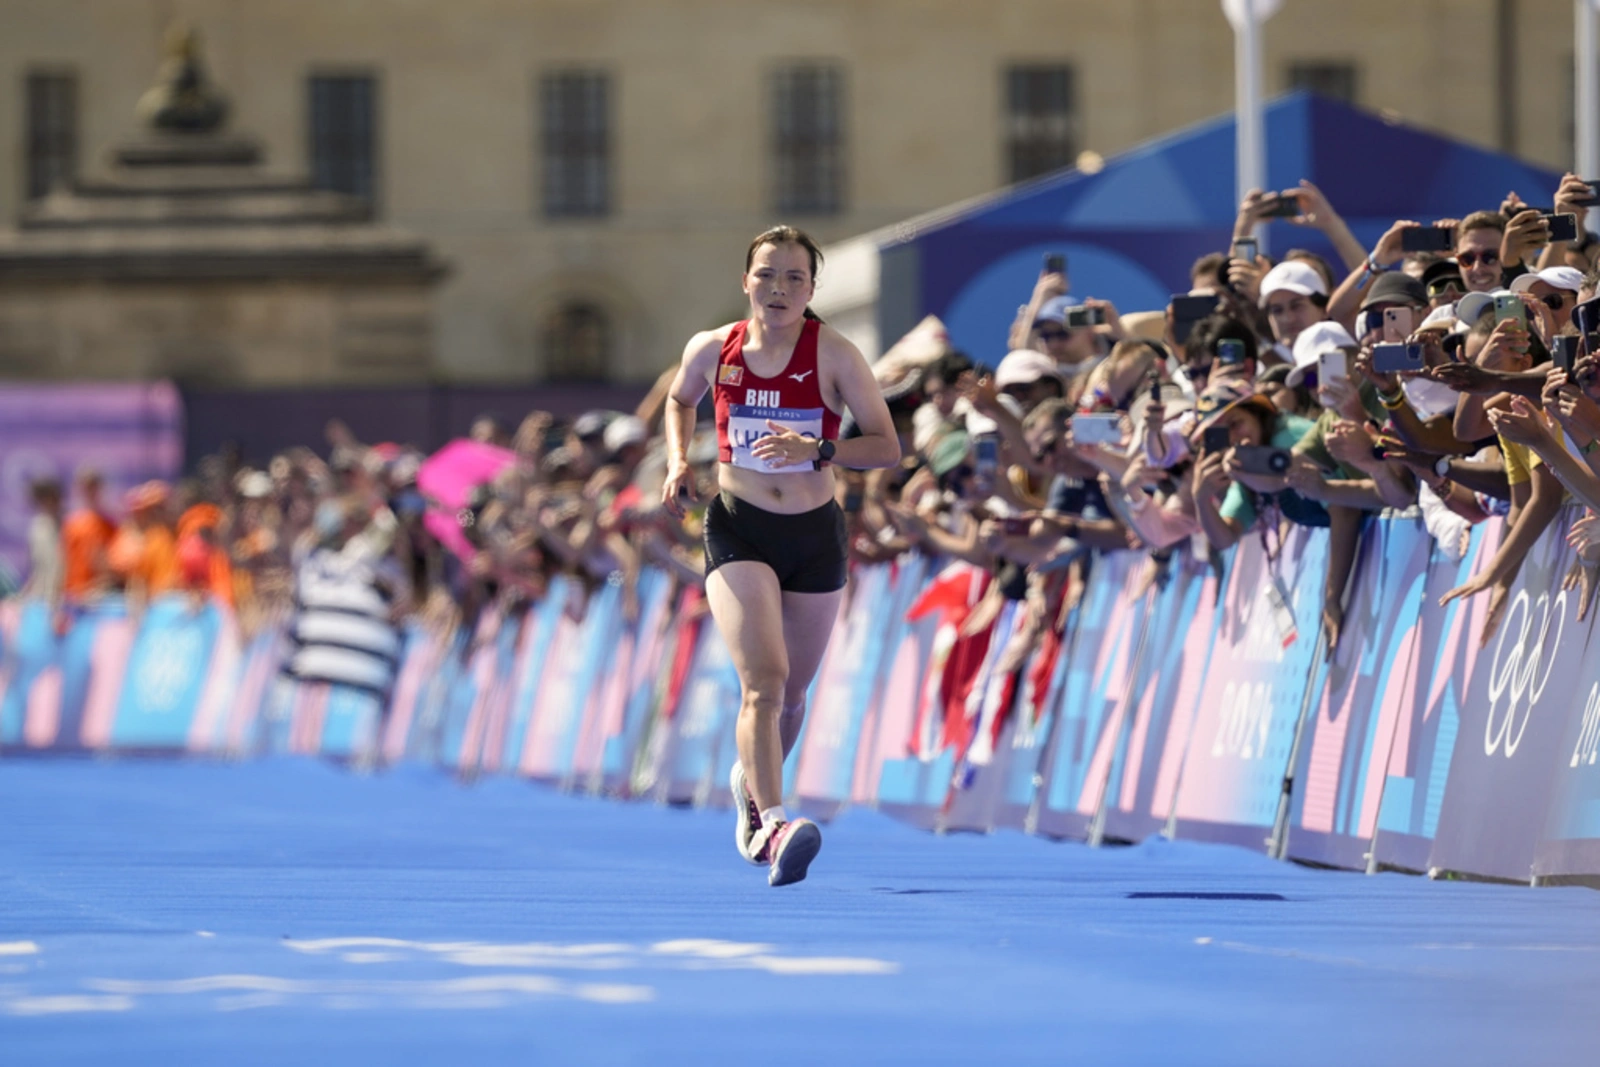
1578, 1, 1599, 179
1235, 2, 1265, 214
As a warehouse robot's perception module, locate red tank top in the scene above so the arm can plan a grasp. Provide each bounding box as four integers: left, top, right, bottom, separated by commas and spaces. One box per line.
713, 318, 841, 471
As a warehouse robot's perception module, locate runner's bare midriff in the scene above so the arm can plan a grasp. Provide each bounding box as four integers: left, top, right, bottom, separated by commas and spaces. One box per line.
717, 462, 836, 514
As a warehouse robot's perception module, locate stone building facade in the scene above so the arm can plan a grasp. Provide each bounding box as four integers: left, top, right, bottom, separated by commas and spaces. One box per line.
0, 0, 1585, 384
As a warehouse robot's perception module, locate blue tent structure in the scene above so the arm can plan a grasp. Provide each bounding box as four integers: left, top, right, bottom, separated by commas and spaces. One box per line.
820, 91, 1567, 363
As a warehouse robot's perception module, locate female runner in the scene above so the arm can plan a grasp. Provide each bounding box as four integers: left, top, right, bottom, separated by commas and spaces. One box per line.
661, 226, 899, 886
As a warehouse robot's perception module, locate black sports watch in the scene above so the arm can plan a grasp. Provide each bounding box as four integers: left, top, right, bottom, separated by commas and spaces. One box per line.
816, 439, 836, 463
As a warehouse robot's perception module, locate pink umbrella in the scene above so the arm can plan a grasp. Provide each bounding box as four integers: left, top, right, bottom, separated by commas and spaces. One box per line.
416, 439, 516, 564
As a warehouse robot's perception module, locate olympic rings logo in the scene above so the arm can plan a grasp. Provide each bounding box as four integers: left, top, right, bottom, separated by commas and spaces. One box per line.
1483, 589, 1566, 759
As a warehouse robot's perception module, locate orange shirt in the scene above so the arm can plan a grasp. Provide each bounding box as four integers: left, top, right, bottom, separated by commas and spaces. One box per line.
61, 509, 117, 600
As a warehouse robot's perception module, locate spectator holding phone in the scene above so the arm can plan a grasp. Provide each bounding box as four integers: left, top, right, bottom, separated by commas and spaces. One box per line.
1233, 181, 1367, 274
1508, 265, 1583, 332
1025, 295, 1102, 380
1188, 383, 1320, 550
1259, 260, 1330, 352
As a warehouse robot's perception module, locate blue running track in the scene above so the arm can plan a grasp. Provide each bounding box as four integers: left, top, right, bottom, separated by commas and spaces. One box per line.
1, 759, 1594, 1065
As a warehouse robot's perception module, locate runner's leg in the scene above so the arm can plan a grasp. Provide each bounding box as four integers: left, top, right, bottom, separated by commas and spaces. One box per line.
705, 560, 788, 812
777, 588, 845, 757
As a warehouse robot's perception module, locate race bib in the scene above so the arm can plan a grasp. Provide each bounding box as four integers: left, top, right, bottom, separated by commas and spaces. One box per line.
726, 402, 824, 473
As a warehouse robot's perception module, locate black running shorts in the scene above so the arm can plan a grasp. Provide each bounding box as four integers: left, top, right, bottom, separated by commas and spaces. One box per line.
703, 491, 848, 594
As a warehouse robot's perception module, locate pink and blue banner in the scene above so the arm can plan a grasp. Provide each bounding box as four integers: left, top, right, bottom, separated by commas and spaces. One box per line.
1429, 508, 1593, 882
1169, 524, 1330, 849
1285, 517, 1433, 869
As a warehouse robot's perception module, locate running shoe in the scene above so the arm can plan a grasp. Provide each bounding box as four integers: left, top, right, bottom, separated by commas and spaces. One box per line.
730, 761, 763, 866
752, 818, 823, 887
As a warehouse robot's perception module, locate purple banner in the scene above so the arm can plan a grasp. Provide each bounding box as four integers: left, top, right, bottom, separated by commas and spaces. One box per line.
0, 383, 183, 578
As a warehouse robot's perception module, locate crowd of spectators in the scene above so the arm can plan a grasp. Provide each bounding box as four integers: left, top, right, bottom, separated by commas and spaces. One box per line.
19, 175, 1600, 666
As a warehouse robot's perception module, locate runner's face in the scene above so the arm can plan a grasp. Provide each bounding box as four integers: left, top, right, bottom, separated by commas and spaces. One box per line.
743, 242, 814, 328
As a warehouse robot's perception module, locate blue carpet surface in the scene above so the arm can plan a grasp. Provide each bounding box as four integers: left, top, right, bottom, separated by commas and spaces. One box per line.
0, 758, 1594, 1065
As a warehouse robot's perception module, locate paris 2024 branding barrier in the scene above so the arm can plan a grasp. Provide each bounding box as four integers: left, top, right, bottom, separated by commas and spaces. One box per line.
2, 508, 1597, 885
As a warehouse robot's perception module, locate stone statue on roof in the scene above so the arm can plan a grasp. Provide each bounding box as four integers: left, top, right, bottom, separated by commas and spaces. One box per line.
135, 24, 230, 134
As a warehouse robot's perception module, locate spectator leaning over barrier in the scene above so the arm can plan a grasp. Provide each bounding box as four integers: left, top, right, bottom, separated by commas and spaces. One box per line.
1437, 292, 1567, 641
60, 467, 116, 606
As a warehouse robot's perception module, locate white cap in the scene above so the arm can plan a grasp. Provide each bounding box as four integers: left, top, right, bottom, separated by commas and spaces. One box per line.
1417, 305, 1458, 332
995, 349, 1064, 389
1258, 260, 1329, 306
1285, 320, 1356, 388
602, 415, 648, 454
1452, 289, 1513, 329
1510, 265, 1585, 295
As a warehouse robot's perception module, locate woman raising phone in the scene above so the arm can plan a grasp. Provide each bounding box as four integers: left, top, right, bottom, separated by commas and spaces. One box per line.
660, 226, 899, 886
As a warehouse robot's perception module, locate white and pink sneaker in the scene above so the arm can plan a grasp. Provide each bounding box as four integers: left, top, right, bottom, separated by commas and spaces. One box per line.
730, 762, 765, 866
751, 817, 822, 887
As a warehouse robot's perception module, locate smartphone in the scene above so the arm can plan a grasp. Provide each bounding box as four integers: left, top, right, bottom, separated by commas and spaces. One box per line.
1576, 295, 1600, 337
1148, 376, 1163, 405
1065, 306, 1105, 328
1259, 192, 1302, 218
843, 489, 863, 513
1070, 413, 1122, 446
973, 435, 999, 479
1399, 227, 1454, 253
1043, 253, 1066, 275
1213, 338, 1247, 367
1542, 212, 1579, 243
1493, 293, 1527, 327
1318, 348, 1348, 383
1360, 308, 1386, 339
999, 516, 1034, 537
1555, 334, 1580, 374
1170, 293, 1220, 344
1202, 426, 1233, 455
1231, 237, 1259, 262
1571, 181, 1600, 208
1232, 445, 1292, 476
1382, 306, 1416, 343
1371, 342, 1427, 374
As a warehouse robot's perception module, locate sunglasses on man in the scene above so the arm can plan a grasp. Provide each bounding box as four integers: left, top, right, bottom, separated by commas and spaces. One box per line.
1456, 249, 1500, 268
1037, 328, 1071, 342
1539, 291, 1574, 311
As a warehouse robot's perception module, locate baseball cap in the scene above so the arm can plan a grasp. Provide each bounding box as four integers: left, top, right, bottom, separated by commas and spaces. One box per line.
1286, 320, 1357, 388
572, 410, 612, 442
1258, 260, 1329, 306
1360, 271, 1428, 310
1416, 305, 1458, 333
1034, 295, 1079, 327
1452, 289, 1512, 328
1421, 258, 1464, 294
1189, 381, 1273, 438
995, 349, 1064, 389
928, 431, 971, 477
602, 415, 648, 455
1510, 265, 1585, 296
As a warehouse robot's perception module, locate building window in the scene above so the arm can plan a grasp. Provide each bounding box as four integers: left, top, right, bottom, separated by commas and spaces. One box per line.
25, 70, 78, 199
772, 63, 844, 215
542, 302, 611, 380
541, 70, 611, 218
309, 73, 378, 209
1287, 61, 1358, 104
1005, 65, 1078, 184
